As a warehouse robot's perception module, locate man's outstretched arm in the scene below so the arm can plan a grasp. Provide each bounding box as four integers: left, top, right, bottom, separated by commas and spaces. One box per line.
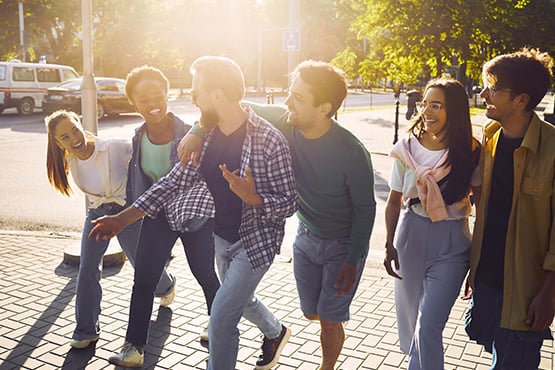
89, 206, 145, 241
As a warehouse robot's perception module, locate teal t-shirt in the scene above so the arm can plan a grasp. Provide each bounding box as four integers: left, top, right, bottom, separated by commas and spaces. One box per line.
247, 102, 376, 265
140, 133, 172, 182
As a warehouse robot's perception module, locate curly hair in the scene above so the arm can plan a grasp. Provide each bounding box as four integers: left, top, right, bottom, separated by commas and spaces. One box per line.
482, 48, 554, 111
125, 65, 170, 103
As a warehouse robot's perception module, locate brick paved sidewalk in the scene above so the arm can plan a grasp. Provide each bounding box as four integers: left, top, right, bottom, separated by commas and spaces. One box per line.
0, 230, 553, 370
1, 97, 554, 369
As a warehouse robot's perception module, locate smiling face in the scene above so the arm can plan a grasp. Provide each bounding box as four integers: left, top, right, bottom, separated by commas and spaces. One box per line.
419, 87, 447, 138
53, 117, 90, 158
129, 79, 168, 125
479, 77, 518, 124
284, 75, 323, 130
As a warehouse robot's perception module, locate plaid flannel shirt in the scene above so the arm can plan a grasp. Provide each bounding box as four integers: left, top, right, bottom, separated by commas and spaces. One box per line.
134, 107, 297, 270
133, 163, 214, 233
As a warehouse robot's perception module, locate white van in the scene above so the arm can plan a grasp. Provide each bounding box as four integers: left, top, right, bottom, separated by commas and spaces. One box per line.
0, 60, 79, 115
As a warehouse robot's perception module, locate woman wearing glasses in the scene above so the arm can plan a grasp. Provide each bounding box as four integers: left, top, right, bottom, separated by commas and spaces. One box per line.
383, 78, 481, 370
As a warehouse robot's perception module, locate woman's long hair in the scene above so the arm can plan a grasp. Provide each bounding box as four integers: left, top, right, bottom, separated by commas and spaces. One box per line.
408, 78, 480, 204
45, 110, 86, 196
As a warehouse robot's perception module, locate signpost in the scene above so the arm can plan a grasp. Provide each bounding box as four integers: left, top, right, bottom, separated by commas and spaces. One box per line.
282, 30, 300, 52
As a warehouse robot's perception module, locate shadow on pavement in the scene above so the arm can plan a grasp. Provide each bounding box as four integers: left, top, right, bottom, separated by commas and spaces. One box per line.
1, 278, 76, 369
61, 343, 96, 370
142, 306, 173, 369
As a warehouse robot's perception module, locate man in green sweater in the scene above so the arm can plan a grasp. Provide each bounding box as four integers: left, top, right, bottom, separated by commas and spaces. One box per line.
180, 60, 376, 370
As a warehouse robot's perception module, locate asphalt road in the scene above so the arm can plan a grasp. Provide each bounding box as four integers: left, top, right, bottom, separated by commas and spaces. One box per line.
0, 91, 400, 233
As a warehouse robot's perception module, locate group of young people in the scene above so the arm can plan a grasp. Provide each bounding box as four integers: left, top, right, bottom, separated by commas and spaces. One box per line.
45, 47, 555, 370
47, 57, 375, 370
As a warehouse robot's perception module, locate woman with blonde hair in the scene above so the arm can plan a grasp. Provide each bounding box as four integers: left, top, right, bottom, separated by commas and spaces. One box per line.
45, 110, 174, 349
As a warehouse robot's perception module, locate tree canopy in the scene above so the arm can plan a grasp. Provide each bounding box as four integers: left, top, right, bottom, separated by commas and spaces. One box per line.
1, 0, 554, 89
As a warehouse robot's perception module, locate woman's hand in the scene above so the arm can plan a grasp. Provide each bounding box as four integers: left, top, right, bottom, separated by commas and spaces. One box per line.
384, 241, 402, 279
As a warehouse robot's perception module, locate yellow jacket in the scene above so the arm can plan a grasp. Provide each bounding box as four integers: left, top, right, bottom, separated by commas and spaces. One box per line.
469, 112, 555, 330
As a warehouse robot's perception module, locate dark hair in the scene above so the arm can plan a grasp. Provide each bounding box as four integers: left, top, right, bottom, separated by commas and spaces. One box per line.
189, 56, 245, 102
45, 110, 88, 196
409, 78, 480, 204
291, 60, 347, 118
482, 48, 554, 111
125, 65, 170, 103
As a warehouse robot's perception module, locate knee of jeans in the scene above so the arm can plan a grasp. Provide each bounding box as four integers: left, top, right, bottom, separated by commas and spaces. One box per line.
210, 310, 240, 336
77, 260, 102, 276
417, 311, 447, 334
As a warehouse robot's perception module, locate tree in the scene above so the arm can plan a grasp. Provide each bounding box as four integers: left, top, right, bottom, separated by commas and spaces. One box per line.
345, 0, 555, 88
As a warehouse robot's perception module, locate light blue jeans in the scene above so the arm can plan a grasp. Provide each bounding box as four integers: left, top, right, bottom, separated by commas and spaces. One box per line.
72, 203, 173, 341
207, 234, 282, 370
394, 208, 471, 370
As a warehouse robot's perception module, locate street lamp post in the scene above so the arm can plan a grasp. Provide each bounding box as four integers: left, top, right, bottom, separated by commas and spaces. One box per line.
393, 98, 400, 144
287, 0, 299, 85
256, 0, 299, 92
81, 0, 97, 135
18, 1, 25, 62
256, 29, 268, 93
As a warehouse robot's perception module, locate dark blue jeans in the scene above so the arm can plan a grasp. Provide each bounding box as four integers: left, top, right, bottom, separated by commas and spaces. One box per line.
126, 214, 219, 346
465, 282, 552, 370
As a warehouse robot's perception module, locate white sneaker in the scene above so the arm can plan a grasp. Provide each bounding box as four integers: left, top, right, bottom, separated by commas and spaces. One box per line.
108, 341, 144, 368
70, 335, 99, 349
200, 324, 209, 342
160, 276, 176, 307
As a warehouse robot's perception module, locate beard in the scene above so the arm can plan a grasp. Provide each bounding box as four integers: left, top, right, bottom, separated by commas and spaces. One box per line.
199, 108, 219, 130
286, 111, 299, 126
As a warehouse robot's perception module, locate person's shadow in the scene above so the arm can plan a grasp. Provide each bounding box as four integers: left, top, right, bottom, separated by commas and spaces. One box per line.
60, 307, 173, 369
61, 342, 97, 369
141, 306, 173, 368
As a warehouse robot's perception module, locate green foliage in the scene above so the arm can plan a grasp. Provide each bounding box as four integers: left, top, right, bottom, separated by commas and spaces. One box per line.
1, 0, 554, 90
346, 0, 555, 88
331, 48, 358, 80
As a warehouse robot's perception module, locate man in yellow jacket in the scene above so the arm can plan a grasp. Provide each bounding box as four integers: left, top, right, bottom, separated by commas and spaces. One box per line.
466, 48, 555, 369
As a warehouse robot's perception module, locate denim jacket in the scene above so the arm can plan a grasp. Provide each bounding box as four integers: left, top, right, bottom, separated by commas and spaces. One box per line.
126, 112, 191, 206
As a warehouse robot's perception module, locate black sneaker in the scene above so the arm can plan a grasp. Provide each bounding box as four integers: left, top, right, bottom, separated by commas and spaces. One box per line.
254, 325, 291, 370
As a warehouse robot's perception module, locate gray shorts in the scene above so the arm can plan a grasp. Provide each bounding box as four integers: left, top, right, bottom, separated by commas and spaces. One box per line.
293, 223, 365, 323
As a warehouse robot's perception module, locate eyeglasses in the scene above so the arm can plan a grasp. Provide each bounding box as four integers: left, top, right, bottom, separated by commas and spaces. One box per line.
484, 84, 512, 98
415, 101, 443, 113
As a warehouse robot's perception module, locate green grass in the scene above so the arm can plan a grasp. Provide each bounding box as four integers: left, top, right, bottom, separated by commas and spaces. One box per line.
470, 106, 486, 116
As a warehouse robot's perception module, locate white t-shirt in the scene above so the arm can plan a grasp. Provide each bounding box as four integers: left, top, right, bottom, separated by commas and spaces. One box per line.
389, 137, 480, 220
75, 148, 104, 196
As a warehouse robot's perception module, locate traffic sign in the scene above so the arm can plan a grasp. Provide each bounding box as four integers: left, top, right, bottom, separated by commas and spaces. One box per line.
282, 30, 300, 52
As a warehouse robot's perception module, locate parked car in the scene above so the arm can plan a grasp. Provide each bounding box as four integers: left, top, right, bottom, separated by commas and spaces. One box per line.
42, 77, 135, 120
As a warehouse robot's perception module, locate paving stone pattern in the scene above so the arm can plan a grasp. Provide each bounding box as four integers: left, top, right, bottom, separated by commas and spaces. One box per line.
1, 97, 555, 369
